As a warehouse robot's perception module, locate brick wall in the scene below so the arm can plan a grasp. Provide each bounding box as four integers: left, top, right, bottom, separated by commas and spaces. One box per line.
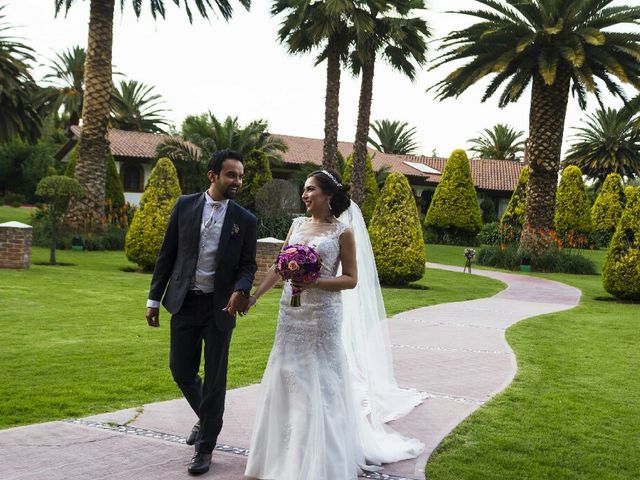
0, 222, 33, 269
255, 238, 284, 286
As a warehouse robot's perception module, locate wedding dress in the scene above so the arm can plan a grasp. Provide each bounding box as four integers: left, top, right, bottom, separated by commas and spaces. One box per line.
245, 204, 424, 480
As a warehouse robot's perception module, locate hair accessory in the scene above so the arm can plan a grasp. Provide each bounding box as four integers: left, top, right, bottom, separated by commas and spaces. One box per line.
321, 170, 342, 187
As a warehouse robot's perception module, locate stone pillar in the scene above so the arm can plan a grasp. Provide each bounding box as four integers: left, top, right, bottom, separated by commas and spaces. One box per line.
255, 237, 284, 286
0, 221, 33, 269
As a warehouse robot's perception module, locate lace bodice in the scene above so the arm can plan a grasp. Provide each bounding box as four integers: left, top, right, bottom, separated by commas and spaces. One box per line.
287, 216, 349, 278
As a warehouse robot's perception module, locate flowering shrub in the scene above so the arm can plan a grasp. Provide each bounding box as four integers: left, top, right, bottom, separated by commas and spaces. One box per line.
477, 224, 596, 274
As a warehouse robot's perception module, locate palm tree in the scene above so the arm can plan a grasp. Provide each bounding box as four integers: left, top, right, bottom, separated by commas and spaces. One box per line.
565, 105, 640, 183
272, 0, 361, 172
431, 0, 640, 251
350, 0, 429, 204
43, 45, 86, 132
369, 119, 420, 154
157, 112, 287, 192
110, 79, 170, 133
54, 0, 251, 228
0, 5, 41, 143
468, 123, 525, 160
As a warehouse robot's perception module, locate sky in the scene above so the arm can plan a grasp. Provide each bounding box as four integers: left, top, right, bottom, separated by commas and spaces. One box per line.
4, 0, 638, 158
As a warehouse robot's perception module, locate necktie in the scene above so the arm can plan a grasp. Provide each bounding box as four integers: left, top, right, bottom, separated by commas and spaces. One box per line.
205, 202, 222, 228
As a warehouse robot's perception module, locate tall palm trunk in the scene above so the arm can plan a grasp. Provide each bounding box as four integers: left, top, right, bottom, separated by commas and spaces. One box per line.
352, 60, 375, 205
322, 34, 341, 172
66, 0, 114, 230
520, 68, 571, 253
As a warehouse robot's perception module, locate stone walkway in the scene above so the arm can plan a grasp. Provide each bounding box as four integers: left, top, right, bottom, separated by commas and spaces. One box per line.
0, 264, 580, 480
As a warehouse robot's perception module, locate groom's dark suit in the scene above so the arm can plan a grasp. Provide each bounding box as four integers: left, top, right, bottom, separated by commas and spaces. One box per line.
148, 192, 257, 454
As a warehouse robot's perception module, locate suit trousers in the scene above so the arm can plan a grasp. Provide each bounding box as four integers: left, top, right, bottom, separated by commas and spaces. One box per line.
169, 290, 232, 454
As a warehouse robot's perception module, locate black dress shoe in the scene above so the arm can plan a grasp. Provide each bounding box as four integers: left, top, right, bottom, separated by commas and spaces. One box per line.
188, 452, 212, 475
185, 421, 201, 446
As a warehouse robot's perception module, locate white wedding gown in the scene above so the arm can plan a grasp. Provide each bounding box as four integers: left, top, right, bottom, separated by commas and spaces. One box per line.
245, 213, 424, 480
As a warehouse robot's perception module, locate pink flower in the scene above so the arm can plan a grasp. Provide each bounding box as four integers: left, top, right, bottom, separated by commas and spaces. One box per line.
283, 247, 298, 254
288, 261, 300, 271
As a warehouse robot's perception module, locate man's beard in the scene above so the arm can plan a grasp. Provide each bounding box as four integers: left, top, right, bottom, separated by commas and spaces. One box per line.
221, 184, 239, 199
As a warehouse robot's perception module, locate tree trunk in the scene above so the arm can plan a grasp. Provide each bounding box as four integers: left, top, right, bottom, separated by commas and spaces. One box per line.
66, 0, 114, 230
49, 216, 58, 265
351, 60, 375, 206
520, 68, 571, 253
322, 35, 341, 173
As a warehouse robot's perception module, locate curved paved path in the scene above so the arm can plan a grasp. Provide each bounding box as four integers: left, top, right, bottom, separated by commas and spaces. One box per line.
0, 264, 580, 480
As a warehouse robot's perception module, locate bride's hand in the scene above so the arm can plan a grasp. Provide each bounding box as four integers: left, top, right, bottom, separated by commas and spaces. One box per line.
292, 279, 319, 292
242, 295, 257, 315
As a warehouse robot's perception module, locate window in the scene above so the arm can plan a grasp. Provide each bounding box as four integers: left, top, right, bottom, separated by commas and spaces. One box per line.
121, 164, 142, 192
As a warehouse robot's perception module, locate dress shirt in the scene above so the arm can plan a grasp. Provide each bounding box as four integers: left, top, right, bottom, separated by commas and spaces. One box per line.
146, 193, 229, 309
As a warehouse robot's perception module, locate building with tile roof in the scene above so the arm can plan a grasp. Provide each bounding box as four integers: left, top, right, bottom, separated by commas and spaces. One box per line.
57, 127, 523, 218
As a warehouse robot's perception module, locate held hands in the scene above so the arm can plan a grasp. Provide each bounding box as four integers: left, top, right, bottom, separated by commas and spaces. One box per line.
223, 291, 251, 317
146, 307, 160, 327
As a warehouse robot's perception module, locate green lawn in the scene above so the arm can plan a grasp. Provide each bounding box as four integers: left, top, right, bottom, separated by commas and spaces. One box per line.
0, 247, 503, 429
425, 245, 639, 480
0, 205, 33, 225
425, 242, 608, 274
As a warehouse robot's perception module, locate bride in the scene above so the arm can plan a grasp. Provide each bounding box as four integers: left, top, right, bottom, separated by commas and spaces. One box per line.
244, 170, 425, 479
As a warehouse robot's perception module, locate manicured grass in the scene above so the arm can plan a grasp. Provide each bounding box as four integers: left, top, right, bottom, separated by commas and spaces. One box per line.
426, 243, 608, 275
0, 247, 504, 429
425, 256, 639, 479
425, 243, 471, 268
0, 205, 33, 225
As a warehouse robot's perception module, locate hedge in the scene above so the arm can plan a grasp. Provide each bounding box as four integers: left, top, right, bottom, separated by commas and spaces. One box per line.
591, 173, 625, 248
343, 153, 379, 224
554, 165, 592, 236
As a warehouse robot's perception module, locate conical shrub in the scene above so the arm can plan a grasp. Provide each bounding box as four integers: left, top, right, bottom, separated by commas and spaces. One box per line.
125, 158, 181, 270
554, 165, 592, 237
591, 173, 625, 248
105, 153, 125, 210
424, 149, 482, 244
602, 187, 640, 300
66, 147, 124, 210
343, 153, 379, 224
501, 166, 529, 228
236, 150, 272, 211
369, 172, 425, 285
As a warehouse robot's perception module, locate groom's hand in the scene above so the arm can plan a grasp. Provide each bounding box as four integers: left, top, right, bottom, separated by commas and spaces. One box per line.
223, 292, 249, 317
146, 307, 160, 327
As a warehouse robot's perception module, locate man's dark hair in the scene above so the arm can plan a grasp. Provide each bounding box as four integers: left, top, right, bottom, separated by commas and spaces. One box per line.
207, 149, 243, 174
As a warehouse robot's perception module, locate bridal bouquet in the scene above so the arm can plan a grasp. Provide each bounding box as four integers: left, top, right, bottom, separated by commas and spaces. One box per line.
275, 244, 322, 307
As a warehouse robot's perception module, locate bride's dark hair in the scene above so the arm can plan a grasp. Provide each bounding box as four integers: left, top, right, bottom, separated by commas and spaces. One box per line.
308, 169, 351, 217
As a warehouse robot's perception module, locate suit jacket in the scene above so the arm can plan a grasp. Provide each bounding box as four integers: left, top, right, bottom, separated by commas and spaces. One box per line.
148, 192, 258, 331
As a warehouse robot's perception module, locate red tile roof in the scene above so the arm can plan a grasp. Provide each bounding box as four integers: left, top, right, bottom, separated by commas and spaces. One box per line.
69, 125, 194, 159
274, 134, 523, 192
69, 127, 522, 192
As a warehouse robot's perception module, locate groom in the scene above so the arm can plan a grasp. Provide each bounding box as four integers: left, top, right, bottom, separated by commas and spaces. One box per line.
145, 149, 257, 475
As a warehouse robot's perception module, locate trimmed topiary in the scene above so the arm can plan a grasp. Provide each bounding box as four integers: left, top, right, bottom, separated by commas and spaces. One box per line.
35, 175, 84, 265
602, 187, 640, 300
501, 166, 529, 228
591, 173, 625, 248
105, 153, 125, 210
625, 185, 635, 202
64, 146, 78, 177
236, 150, 272, 211
66, 146, 124, 211
125, 158, 181, 271
369, 172, 425, 285
343, 153, 379, 224
554, 165, 592, 237
424, 149, 482, 243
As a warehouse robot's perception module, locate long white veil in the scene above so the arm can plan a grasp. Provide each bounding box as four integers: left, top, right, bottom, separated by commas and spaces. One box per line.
338, 201, 427, 463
